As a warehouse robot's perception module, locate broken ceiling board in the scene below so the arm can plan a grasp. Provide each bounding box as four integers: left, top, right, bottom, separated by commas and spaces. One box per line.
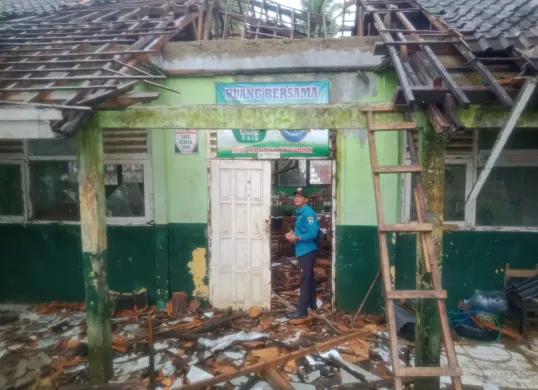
0, 121, 56, 139
0, 108, 61, 138
0, 108, 62, 121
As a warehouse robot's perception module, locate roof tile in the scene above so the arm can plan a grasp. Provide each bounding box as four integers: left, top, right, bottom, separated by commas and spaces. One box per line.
417, 0, 538, 55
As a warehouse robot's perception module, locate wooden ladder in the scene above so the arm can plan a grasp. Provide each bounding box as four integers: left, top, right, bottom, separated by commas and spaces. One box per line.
364, 106, 463, 390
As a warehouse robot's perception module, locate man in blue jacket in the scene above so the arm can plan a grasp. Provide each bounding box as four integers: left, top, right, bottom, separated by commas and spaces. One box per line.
285, 187, 320, 319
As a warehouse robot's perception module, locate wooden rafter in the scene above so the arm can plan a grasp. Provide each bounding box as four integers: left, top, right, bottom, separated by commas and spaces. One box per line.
0, 0, 203, 134
356, 0, 533, 132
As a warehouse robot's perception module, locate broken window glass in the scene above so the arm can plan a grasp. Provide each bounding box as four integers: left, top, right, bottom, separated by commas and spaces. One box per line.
29, 162, 145, 220
309, 160, 332, 185
30, 161, 79, 221
276, 160, 307, 186
105, 164, 145, 218
476, 167, 538, 227
444, 164, 466, 221
0, 164, 24, 216
475, 129, 538, 227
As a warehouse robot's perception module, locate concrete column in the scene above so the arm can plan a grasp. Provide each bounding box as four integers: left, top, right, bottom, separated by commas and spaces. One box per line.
415, 120, 446, 390
151, 131, 171, 311
77, 117, 113, 383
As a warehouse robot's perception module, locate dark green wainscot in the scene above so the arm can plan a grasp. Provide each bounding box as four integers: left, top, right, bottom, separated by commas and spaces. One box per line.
336, 227, 538, 313
335, 225, 396, 313
0, 223, 208, 305
395, 230, 538, 310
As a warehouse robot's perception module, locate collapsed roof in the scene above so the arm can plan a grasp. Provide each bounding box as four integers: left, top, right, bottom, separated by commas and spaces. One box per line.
0, 0, 327, 135
2, 0, 538, 136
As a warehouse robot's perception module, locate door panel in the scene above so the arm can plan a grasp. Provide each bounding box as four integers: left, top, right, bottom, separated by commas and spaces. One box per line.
210, 159, 271, 309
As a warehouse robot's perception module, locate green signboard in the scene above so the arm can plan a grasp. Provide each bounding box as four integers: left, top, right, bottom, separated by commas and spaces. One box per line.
215, 81, 330, 158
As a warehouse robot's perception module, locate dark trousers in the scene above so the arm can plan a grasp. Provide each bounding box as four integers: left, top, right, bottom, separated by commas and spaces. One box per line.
297, 250, 318, 314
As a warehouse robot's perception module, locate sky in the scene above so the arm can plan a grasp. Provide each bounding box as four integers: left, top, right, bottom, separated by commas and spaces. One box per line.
278, 0, 304, 9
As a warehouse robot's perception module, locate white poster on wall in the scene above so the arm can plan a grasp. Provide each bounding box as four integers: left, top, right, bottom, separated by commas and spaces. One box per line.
175, 129, 198, 154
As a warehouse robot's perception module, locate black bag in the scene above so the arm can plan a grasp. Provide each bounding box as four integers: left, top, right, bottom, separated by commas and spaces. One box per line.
315, 228, 324, 251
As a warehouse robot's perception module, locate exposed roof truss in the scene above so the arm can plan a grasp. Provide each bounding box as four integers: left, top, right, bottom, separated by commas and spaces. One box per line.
357, 0, 538, 133
0, 0, 205, 135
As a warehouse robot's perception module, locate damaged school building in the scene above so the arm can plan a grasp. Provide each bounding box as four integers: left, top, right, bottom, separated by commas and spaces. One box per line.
2, 0, 538, 388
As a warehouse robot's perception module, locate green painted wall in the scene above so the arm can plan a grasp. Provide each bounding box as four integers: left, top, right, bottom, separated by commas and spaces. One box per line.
335, 226, 397, 313
0, 224, 155, 303
336, 71, 400, 226
148, 77, 234, 304
145, 73, 406, 308
336, 227, 538, 313
395, 231, 538, 310
168, 223, 207, 298
6, 70, 534, 318
0, 223, 209, 304
150, 77, 232, 225
0, 72, 408, 307
148, 73, 401, 228
333, 72, 402, 312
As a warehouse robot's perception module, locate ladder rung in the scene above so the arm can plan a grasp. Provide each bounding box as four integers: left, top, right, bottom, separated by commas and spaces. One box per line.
370, 122, 416, 131
395, 366, 462, 377
387, 290, 447, 299
379, 223, 433, 232
374, 165, 422, 173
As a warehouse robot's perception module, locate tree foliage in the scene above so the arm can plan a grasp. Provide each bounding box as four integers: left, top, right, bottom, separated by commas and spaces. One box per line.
301, 0, 342, 37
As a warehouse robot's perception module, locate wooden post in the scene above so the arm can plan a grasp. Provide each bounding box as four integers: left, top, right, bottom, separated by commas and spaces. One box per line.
77, 117, 113, 384
357, 4, 364, 37
414, 120, 446, 390
222, 0, 230, 39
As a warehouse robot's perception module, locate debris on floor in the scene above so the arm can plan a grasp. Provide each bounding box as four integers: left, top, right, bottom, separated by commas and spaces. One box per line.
2, 295, 538, 390
0, 299, 384, 390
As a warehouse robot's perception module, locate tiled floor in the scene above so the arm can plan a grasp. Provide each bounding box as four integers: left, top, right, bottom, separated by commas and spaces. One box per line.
441, 337, 538, 389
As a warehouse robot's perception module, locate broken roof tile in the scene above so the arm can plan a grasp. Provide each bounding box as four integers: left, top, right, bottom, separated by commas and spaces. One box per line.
417, 0, 538, 56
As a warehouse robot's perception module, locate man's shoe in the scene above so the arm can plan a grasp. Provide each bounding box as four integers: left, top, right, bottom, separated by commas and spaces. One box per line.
286, 310, 308, 319
309, 304, 318, 311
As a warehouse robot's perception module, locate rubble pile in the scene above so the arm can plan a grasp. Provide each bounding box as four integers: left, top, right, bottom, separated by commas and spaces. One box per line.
0, 299, 392, 390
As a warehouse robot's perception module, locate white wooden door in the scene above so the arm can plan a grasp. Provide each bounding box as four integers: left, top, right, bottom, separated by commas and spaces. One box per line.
210, 159, 272, 309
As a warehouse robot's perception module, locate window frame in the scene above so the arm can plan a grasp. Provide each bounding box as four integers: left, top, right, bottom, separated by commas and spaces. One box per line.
401, 157, 474, 227
0, 160, 28, 221
274, 158, 332, 187
401, 130, 538, 231
0, 139, 153, 226
445, 157, 476, 227
473, 164, 538, 230
104, 158, 153, 225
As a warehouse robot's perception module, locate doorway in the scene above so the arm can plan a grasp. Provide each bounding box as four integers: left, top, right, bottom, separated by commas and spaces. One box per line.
209, 158, 334, 311
270, 159, 334, 311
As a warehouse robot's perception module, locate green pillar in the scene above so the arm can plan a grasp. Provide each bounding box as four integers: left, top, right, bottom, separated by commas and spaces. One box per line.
414, 120, 447, 390
77, 117, 113, 383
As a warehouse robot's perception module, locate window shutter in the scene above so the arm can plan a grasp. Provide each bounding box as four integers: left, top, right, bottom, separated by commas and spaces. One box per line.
404, 130, 475, 157
446, 131, 474, 156
0, 140, 24, 157
103, 129, 148, 156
